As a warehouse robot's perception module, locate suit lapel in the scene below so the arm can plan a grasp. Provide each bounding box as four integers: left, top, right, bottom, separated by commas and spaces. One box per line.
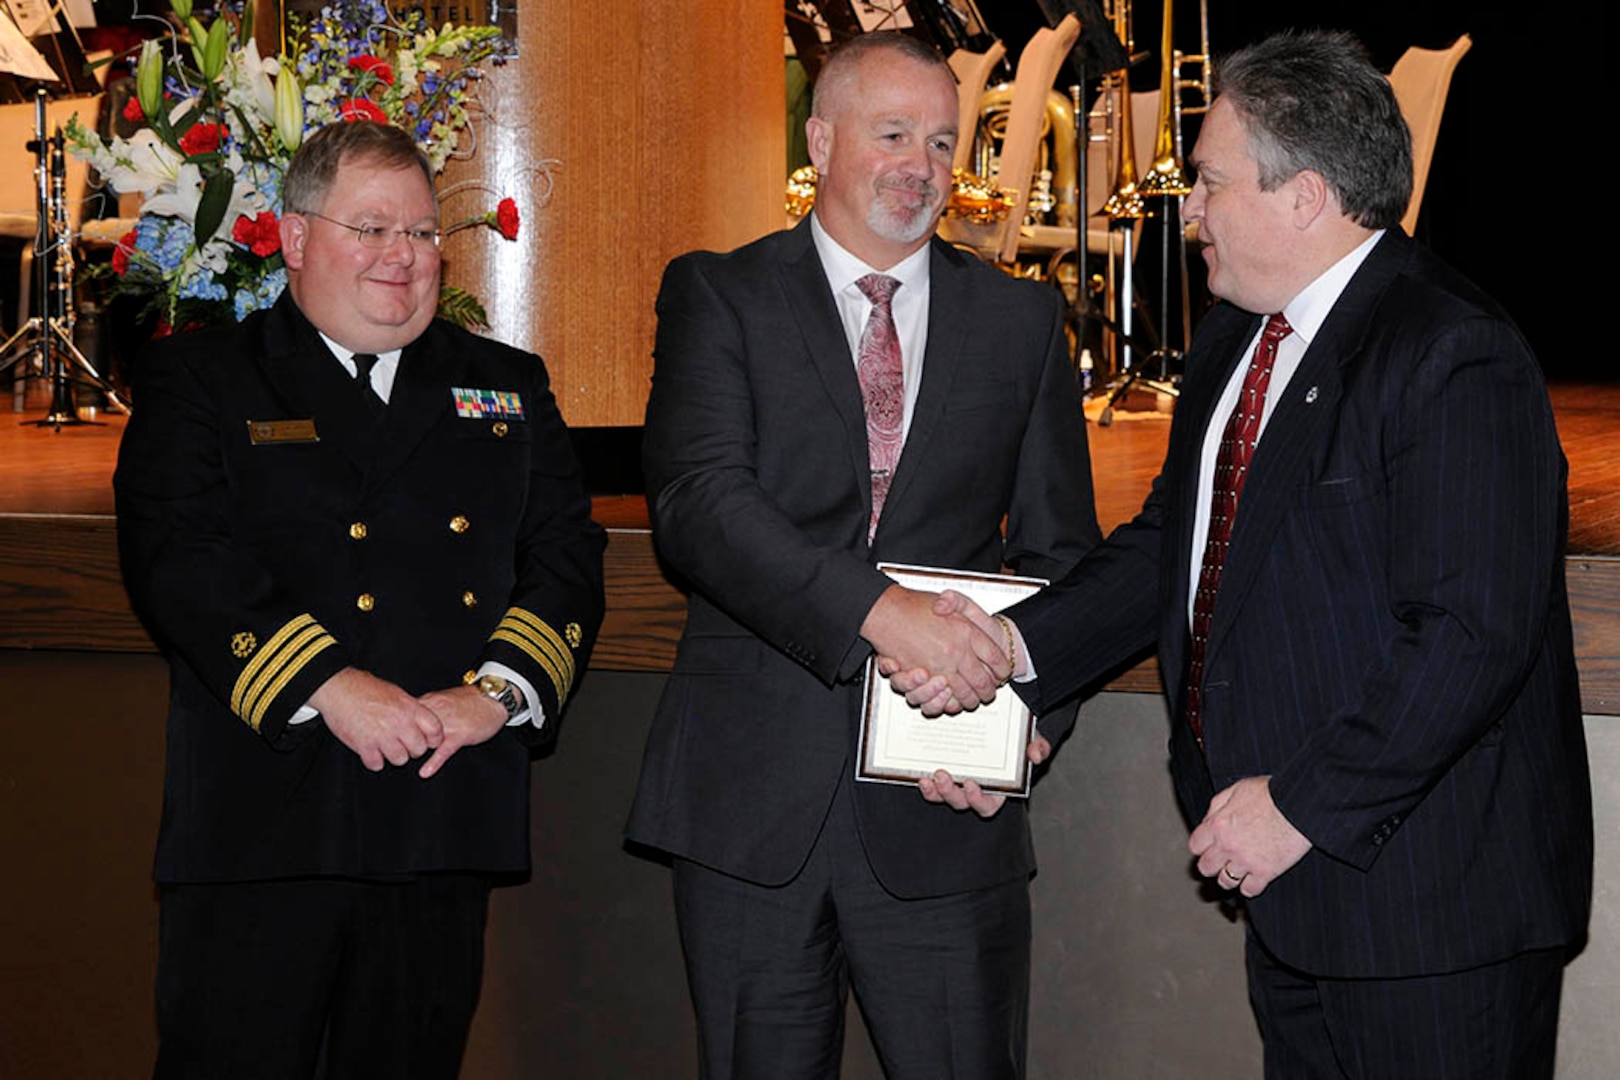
364, 324, 464, 495
1206, 233, 1409, 662
877, 239, 965, 539
252, 295, 374, 474
776, 221, 875, 512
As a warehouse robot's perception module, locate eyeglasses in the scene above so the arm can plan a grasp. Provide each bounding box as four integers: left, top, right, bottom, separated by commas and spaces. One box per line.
304, 211, 442, 251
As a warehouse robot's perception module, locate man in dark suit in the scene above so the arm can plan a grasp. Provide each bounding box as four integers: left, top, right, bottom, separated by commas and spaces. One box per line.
117, 121, 605, 1079
625, 32, 1098, 1079
899, 30, 1593, 1079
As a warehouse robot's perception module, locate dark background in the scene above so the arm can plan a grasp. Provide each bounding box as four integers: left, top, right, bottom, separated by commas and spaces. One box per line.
989, 0, 1594, 378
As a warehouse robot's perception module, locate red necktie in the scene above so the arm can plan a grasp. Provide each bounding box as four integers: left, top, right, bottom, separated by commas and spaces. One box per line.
1184, 313, 1292, 747
856, 273, 904, 543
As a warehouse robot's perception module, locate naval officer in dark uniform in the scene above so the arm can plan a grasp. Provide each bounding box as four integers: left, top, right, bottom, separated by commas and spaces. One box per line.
116, 120, 605, 1079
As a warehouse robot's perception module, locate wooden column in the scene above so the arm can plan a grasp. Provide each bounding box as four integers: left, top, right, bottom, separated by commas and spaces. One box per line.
439, 0, 785, 427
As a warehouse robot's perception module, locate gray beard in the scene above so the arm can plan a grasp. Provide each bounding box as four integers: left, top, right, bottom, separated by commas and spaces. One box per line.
867, 189, 942, 246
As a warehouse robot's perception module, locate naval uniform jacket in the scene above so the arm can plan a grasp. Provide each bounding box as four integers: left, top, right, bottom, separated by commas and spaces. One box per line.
1011, 230, 1593, 977
626, 222, 1100, 899
117, 294, 605, 885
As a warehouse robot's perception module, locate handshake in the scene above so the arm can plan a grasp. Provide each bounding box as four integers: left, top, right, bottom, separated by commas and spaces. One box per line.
863, 584, 1046, 818
863, 584, 1032, 717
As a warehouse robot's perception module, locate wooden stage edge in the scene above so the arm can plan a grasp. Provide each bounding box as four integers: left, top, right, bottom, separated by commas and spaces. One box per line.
3, 384, 1620, 715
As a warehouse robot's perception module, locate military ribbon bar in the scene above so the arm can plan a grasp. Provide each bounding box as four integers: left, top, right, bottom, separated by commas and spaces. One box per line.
453, 387, 526, 420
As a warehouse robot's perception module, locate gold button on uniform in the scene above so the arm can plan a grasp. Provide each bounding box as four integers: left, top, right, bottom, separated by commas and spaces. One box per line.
349, 522, 367, 540
461, 590, 478, 609
356, 593, 375, 612
449, 515, 470, 534
492, 421, 508, 438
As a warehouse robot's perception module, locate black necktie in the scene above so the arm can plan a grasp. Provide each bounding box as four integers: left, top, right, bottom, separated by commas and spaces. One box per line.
352, 352, 386, 418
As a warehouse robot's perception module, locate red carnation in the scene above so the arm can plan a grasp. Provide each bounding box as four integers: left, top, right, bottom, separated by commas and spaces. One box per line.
347, 54, 395, 86
232, 211, 282, 257
178, 122, 224, 156
338, 98, 388, 124
122, 96, 144, 122
112, 228, 138, 275
494, 197, 520, 241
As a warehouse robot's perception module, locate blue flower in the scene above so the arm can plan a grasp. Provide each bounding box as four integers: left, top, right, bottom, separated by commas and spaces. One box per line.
179, 272, 228, 302
233, 266, 287, 320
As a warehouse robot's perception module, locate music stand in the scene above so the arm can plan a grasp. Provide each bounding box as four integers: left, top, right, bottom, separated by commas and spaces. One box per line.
0, 89, 127, 428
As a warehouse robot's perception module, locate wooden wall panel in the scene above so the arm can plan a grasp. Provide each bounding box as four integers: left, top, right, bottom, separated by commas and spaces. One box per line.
439, 0, 786, 427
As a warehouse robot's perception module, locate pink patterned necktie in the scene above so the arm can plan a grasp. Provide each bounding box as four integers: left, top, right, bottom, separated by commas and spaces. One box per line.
856, 273, 904, 543
1184, 313, 1292, 747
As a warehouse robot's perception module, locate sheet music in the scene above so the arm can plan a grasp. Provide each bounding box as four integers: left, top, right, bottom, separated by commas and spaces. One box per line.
0, 9, 60, 81
4, 0, 57, 38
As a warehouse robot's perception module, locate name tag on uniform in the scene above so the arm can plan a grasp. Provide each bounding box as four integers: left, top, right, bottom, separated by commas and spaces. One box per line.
247, 419, 320, 444
453, 387, 525, 420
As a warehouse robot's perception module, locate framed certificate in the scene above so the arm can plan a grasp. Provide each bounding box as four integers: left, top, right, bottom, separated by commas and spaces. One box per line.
857, 563, 1046, 797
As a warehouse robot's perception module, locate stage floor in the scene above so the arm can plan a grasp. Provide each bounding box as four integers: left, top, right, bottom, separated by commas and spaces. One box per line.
4, 383, 1618, 554
2, 382, 1617, 712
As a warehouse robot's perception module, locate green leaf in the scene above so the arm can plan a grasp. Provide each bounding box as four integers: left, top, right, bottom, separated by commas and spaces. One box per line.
194, 168, 234, 246
437, 286, 489, 331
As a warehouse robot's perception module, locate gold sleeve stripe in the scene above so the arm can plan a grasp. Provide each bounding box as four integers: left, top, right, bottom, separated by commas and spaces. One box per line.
231, 614, 317, 715
237, 624, 334, 730
229, 614, 337, 730
502, 608, 574, 678
490, 627, 570, 706
246, 634, 338, 731
492, 607, 578, 705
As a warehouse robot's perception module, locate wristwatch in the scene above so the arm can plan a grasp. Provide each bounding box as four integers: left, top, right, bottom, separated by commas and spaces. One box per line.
467, 672, 524, 720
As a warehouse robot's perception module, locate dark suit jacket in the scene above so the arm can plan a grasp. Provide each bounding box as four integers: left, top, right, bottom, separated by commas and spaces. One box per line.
117, 295, 605, 884
1013, 230, 1593, 977
626, 220, 1100, 899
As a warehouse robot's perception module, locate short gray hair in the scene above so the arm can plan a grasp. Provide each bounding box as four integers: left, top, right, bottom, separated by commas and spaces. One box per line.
810, 32, 952, 122
1214, 30, 1412, 230
282, 121, 436, 215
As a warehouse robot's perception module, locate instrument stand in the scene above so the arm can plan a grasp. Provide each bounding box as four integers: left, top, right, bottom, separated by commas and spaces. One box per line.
1093, 218, 1179, 426
1121, 190, 1191, 415
1054, 6, 1131, 394
0, 92, 128, 430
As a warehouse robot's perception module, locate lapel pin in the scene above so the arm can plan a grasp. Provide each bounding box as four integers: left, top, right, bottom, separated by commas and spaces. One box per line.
1304, 386, 1319, 404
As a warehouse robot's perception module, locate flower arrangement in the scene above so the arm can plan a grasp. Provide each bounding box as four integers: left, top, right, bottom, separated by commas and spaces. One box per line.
68, 0, 517, 331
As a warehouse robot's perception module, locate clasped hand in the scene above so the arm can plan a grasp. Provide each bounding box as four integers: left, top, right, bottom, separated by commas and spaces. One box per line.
310, 668, 509, 779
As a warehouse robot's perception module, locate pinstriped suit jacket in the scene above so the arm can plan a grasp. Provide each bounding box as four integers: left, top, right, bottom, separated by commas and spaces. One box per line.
1012, 230, 1593, 978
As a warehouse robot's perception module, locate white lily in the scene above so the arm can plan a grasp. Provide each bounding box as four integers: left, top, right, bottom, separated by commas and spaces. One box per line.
106, 130, 185, 195
142, 161, 206, 221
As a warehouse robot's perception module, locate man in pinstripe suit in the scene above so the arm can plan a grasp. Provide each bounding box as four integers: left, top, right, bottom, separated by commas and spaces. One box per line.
892, 30, 1592, 1079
